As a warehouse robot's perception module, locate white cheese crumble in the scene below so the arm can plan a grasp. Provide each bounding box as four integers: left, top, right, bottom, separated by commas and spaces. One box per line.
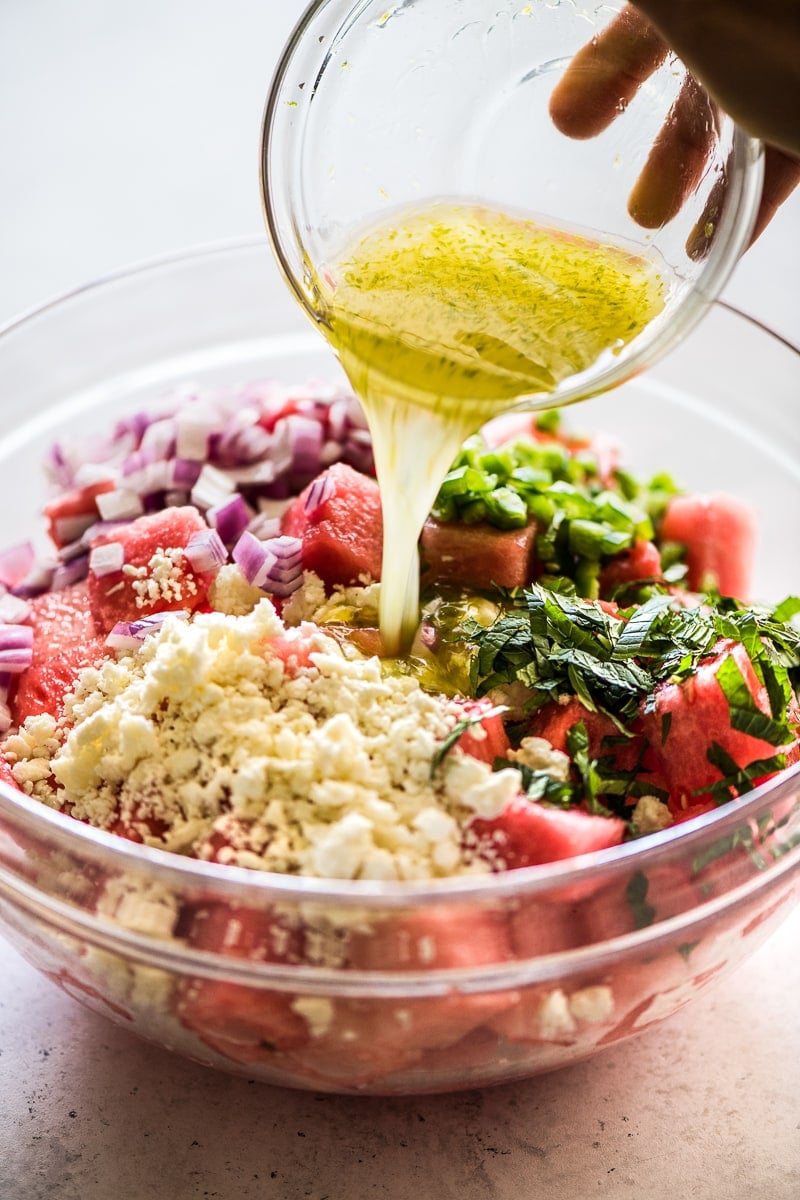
11, 601, 527, 880
631, 794, 674, 835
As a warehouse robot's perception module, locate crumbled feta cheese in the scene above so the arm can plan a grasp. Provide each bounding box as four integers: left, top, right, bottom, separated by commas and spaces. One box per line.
15, 603, 518, 879
510, 736, 571, 782
632, 794, 674, 835
568, 985, 614, 1024
538, 988, 577, 1039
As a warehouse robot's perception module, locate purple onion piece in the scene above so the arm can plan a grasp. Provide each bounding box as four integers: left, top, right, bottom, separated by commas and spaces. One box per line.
169, 458, 204, 489
51, 554, 90, 591
0, 624, 34, 673
232, 532, 276, 588
175, 406, 217, 462
0, 594, 31, 624
0, 542, 36, 590
207, 493, 251, 546
11, 560, 56, 599
96, 488, 145, 522
303, 472, 334, 517
184, 529, 228, 574
53, 512, 100, 547
89, 542, 125, 577
246, 513, 282, 541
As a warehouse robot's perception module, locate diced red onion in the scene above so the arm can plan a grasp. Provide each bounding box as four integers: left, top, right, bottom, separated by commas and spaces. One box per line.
139, 417, 176, 460
0, 594, 31, 624
303, 472, 334, 516
164, 490, 191, 508
215, 410, 274, 467
122, 448, 159, 477
207, 494, 251, 545
191, 463, 236, 511
95, 488, 145, 521
246, 513, 282, 541
0, 702, 11, 736
0, 624, 34, 673
233, 532, 304, 596
216, 458, 283, 488
326, 399, 350, 442
73, 463, 121, 487
232, 532, 277, 589
106, 609, 190, 652
58, 536, 92, 564
169, 458, 203, 489
0, 542, 36, 589
176, 406, 217, 462
53, 512, 99, 547
51, 554, 90, 591
89, 542, 125, 577
184, 529, 228, 574
123, 461, 173, 498
320, 439, 343, 467
11, 560, 56, 598
80, 520, 128, 548
267, 535, 303, 565
282, 413, 324, 475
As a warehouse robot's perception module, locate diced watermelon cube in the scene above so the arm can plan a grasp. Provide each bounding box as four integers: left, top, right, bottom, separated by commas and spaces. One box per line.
660, 493, 756, 599
176, 902, 311, 1064
599, 538, 663, 597
87, 506, 214, 633
639, 639, 798, 818
26, 581, 97, 666
12, 636, 109, 724
281, 463, 383, 587
420, 517, 538, 590
527, 695, 645, 776
10, 582, 109, 723
469, 798, 626, 870
453, 699, 511, 765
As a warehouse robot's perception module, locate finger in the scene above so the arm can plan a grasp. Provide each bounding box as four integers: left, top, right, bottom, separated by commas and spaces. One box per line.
549, 5, 668, 140
686, 146, 800, 259
627, 76, 716, 228
750, 147, 800, 243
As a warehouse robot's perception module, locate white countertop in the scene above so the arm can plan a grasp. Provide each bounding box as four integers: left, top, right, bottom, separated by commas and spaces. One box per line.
1, 4, 799, 1198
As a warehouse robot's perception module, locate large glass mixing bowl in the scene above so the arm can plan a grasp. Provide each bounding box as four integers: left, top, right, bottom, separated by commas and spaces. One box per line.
0, 241, 797, 1094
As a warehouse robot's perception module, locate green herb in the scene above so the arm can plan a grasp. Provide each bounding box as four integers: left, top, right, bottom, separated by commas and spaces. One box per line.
430, 706, 507, 777
625, 871, 656, 929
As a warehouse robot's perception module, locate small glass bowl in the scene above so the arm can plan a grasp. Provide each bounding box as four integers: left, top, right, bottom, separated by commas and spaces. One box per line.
261, 0, 764, 410
0, 242, 797, 1095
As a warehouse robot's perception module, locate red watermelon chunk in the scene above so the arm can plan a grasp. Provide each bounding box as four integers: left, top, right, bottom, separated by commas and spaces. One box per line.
177, 903, 312, 1062
88, 506, 213, 633
10, 582, 109, 723
468, 798, 626, 870
660, 493, 756, 599
527, 695, 645, 777
599, 538, 663, 598
420, 517, 538, 590
281, 463, 383, 587
453, 699, 511, 765
13, 636, 110, 723
26, 581, 97, 665
639, 640, 799, 819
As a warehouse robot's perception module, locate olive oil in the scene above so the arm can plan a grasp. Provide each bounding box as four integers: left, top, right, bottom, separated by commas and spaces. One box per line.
315, 201, 665, 654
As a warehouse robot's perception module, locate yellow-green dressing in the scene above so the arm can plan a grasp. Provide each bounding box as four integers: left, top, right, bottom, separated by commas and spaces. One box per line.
315, 201, 665, 654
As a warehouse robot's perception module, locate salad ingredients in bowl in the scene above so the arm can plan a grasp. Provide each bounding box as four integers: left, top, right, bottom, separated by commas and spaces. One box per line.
0, 242, 797, 1094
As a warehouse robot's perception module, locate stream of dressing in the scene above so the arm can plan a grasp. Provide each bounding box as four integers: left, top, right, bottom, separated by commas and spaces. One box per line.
314, 201, 665, 655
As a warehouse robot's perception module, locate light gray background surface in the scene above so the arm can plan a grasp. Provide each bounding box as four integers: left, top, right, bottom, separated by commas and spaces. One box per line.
1, 4, 799, 1199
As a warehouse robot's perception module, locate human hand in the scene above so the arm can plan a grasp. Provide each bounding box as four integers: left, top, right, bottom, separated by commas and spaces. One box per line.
549, 3, 800, 245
